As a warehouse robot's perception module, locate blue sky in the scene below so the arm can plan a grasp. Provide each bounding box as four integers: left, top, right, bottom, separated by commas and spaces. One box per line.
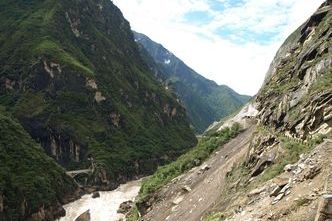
113, 0, 325, 95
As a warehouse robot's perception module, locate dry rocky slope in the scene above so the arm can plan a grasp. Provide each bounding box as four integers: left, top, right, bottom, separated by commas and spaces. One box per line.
133, 2, 332, 221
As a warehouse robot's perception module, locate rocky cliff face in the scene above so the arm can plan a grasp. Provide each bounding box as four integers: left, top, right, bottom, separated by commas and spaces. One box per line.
0, 112, 79, 221
0, 0, 196, 188
134, 32, 250, 133
256, 1, 332, 139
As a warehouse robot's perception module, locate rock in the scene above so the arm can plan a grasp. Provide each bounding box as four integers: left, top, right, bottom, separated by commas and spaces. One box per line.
284, 164, 296, 172
182, 185, 192, 192
172, 196, 184, 205
94, 91, 106, 103
315, 194, 332, 221
251, 157, 274, 177
248, 186, 267, 197
270, 186, 281, 197
91, 191, 100, 198
117, 201, 133, 214
302, 165, 321, 180
273, 175, 290, 188
272, 193, 285, 205
200, 164, 211, 172
75, 210, 90, 221
279, 183, 291, 194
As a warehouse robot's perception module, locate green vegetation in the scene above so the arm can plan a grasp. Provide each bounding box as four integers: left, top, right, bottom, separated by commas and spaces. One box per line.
258, 135, 325, 182
138, 124, 241, 203
0, 112, 76, 220
0, 0, 196, 190
34, 40, 94, 77
134, 32, 250, 133
126, 205, 140, 221
203, 212, 225, 221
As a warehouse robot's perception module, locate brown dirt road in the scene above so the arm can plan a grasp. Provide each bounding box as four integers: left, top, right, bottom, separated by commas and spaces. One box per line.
141, 126, 256, 221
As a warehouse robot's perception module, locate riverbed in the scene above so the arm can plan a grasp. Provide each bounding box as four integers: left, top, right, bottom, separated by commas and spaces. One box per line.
58, 179, 141, 221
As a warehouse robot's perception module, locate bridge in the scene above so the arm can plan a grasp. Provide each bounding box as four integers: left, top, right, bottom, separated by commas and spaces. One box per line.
66, 157, 95, 182
66, 169, 93, 178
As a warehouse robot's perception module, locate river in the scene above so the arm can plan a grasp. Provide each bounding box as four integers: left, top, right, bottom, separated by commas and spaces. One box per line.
58, 179, 142, 221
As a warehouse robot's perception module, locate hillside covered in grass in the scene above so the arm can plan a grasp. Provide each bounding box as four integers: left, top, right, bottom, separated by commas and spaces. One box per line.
0, 0, 196, 188
0, 111, 77, 220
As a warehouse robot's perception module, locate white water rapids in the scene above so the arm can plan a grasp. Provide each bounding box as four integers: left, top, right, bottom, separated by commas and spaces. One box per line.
58, 179, 141, 221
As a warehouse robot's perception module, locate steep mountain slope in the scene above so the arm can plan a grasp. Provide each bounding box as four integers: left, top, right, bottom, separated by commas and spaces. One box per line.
134, 32, 250, 133
0, 0, 196, 188
256, 1, 332, 139
0, 111, 78, 220
128, 2, 332, 221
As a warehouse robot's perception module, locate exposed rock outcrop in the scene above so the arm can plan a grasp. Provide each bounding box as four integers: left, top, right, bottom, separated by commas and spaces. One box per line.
75, 210, 90, 221
256, 1, 332, 139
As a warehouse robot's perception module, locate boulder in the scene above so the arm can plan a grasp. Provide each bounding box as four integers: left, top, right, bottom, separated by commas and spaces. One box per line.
182, 185, 192, 193
302, 165, 321, 180
199, 164, 211, 173
172, 196, 184, 205
75, 210, 90, 221
92, 191, 100, 198
117, 200, 133, 214
284, 164, 296, 172
270, 186, 281, 197
248, 186, 267, 197
251, 157, 274, 177
272, 193, 285, 205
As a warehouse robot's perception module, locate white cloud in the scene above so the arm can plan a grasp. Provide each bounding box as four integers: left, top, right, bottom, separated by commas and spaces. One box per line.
112, 0, 325, 95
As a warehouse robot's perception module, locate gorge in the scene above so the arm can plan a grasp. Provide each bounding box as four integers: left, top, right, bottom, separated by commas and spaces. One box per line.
0, 0, 331, 221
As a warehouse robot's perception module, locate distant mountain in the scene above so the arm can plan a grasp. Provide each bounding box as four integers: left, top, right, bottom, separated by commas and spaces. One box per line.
134, 32, 251, 133
0, 0, 197, 217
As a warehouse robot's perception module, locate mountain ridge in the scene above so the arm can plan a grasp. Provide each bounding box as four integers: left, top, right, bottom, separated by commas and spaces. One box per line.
134, 31, 250, 133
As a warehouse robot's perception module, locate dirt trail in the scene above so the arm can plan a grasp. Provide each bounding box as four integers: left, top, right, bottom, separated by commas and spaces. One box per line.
141, 126, 256, 221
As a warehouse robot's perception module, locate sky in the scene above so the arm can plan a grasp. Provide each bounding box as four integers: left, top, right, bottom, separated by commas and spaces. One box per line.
112, 0, 325, 95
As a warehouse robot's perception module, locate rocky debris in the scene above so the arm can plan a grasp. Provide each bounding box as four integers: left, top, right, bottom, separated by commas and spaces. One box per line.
270, 186, 282, 197
300, 165, 322, 181
86, 79, 98, 89
271, 183, 292, 205
315, 194, 332, 220
284, 164, 296, 172
110, 113, 121, 127
75, 210, 90, 221
181, 185, 192, 193
91, 191, 100, 198
43, 61, 62, 78
117, 200, 134, 214
65, 12, 81, 37
198, 164, 211, 174
248, 186, 267, 197
250, 155, 274, 177
255, 0, 332, 140
94, 91, 106, 103
172, 195, 184, 205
